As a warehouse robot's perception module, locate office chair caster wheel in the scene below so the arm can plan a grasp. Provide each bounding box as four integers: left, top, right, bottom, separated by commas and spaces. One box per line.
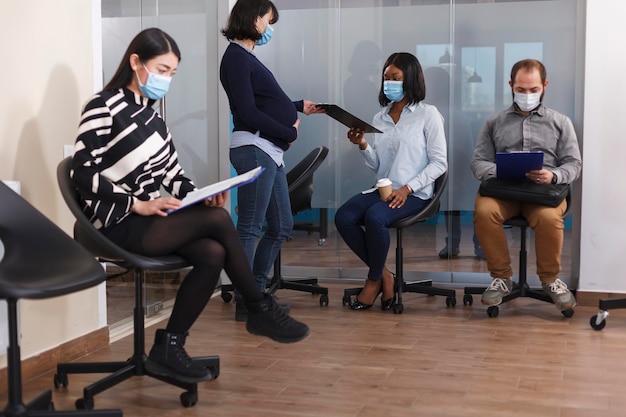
75, 397, 94, 410
180, 391, 198, 407
561, 309, 574, 318
393, 303, 403, 314
53, 373, 68, 388
487, 306, 499, 317
446, 296, 456, 307
463, 294, 473, 306
319, 294, 329, 306
342, 295, 351, 306
589, 314, 607, 330
221, 291, 232, 303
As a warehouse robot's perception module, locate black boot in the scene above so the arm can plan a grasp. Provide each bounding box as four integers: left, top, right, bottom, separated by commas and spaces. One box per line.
235, 297, 248, 322
236, 295, 291, 322
145, 329, 212, 383
246, 294, 309, 343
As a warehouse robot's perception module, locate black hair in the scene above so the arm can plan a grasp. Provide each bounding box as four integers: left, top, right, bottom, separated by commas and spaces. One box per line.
378, 52, 426, 107
104, 28, 181, 91
221, 0, 279, 41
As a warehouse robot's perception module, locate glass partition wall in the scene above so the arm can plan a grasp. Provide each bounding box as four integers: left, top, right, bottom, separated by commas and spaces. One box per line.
269, 0, 585, 290
101, 0, 222, 325
100, 0, 585, 325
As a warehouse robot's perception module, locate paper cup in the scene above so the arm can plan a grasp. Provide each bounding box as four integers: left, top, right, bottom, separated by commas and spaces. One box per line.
376, 178, 392, 200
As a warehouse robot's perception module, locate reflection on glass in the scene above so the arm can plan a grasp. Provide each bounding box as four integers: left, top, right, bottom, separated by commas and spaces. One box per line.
461, 47, 496, 114
417, 44, 454, 76
97, 0, 585, 288
503, 42, 543, 104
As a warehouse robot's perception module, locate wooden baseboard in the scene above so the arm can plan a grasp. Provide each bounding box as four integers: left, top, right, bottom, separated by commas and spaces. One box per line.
575, 291, 626, 307
0, 326, 109, 393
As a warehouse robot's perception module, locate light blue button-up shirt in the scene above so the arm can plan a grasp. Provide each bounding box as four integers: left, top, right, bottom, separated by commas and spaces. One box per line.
360, 102, 448, 200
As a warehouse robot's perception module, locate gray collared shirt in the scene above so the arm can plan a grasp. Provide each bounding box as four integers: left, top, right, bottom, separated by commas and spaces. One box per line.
471, 104, 582, 184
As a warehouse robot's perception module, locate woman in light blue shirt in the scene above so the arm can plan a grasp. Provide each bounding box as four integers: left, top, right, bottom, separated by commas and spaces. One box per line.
335, 52, 447, 311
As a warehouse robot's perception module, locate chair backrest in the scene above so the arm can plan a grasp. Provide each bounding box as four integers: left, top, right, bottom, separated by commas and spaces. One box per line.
286, 146, 329, 215
0, 180, 106, 300
56, 157, 188, 271
390, 170, 449, 229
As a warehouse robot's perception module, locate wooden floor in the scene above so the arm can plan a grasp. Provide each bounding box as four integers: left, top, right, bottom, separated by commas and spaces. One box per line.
7, 280, 626, 417
105, 224, 571, 325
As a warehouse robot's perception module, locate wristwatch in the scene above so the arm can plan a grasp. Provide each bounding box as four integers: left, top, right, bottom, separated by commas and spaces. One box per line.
551, 174, 558, 184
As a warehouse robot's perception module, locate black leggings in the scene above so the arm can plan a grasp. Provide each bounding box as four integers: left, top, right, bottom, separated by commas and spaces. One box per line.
104, 205, 263, 334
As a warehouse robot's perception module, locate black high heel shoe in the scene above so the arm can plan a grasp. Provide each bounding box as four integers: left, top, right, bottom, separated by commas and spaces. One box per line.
380, 296, 395, 311
350, 298, 373, 311
381, 272, 396, 311
350, 279, 381, 311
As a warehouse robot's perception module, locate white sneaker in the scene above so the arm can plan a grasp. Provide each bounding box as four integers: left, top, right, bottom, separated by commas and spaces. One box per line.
481, 278, 513, 306
542, 279, 576, 311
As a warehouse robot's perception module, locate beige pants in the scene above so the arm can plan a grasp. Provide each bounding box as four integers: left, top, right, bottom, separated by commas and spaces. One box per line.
473, 195, 567, 284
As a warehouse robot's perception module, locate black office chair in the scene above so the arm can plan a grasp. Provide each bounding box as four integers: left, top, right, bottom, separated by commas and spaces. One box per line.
463, 190, 573, 318
342, 171, 454, 314
582, 193, 626, 328
55, 157, 219, 410
288, 147, 329, 246
221, 146, 330, 306
590, 297, 626, 330
0, 181, 122, 417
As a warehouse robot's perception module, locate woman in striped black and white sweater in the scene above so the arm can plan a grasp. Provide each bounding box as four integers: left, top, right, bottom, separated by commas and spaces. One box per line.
71, 28, 309, 384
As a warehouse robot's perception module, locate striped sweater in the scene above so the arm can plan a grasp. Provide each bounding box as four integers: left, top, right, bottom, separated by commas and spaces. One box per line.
71, 88, 195, 230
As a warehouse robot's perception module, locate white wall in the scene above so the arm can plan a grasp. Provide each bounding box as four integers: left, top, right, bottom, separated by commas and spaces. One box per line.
579, 1, 626, 292
0, 0, 104, 364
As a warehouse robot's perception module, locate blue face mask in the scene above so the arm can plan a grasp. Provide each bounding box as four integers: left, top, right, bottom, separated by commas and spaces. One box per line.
383, 80, 404, 102
255, 24, 273, 46
137, 64, 172, 100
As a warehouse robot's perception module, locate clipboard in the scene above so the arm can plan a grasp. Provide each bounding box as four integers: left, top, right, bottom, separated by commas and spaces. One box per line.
168, 166, 265, 213
316, 103, 383, 134
496, 151, 544, 180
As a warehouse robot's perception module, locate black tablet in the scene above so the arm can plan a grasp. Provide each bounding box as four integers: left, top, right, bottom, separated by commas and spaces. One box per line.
316, 103, 382, 134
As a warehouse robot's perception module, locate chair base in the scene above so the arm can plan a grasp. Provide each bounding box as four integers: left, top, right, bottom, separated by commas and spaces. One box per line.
221, 279, 329, 307
589, 298, 626, 331
220, 250, 329, 306
55, 355, 219, 410
1, 300, 122, 417
463, 283, 575, 318
2, 387, 122, 416
53, 269, 219, 410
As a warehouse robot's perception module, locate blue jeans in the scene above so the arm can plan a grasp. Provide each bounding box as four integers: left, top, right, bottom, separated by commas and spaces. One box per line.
230, 146, 293, 292
335, 191, 428, 281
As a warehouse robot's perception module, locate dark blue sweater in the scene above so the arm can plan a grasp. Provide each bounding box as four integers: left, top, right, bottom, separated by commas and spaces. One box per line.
220, 42, 303, 151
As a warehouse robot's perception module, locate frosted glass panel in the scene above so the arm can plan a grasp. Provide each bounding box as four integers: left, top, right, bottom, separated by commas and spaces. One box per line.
268, 0, 584, 286
503, 42, 543, 105
101, 0, 585, 289
100, 0, 221, 323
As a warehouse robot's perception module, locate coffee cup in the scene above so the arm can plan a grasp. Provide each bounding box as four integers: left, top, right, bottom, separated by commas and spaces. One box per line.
376, 178, 392, 200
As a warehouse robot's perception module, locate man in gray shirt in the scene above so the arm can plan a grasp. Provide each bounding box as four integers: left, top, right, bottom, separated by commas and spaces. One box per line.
471, 59, 582, 311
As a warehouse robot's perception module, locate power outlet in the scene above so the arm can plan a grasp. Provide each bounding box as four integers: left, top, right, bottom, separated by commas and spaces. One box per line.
63, 145, 73, 158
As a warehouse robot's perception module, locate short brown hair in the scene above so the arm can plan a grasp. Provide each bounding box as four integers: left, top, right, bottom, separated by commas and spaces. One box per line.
510, 59, 547, 84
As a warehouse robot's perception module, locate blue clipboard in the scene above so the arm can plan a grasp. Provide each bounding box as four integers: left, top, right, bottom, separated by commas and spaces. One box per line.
496, 151, 544, 180
168, 166, 265, 213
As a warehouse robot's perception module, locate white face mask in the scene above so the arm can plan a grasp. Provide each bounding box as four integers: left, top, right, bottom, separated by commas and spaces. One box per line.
514, 92, 541, 112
